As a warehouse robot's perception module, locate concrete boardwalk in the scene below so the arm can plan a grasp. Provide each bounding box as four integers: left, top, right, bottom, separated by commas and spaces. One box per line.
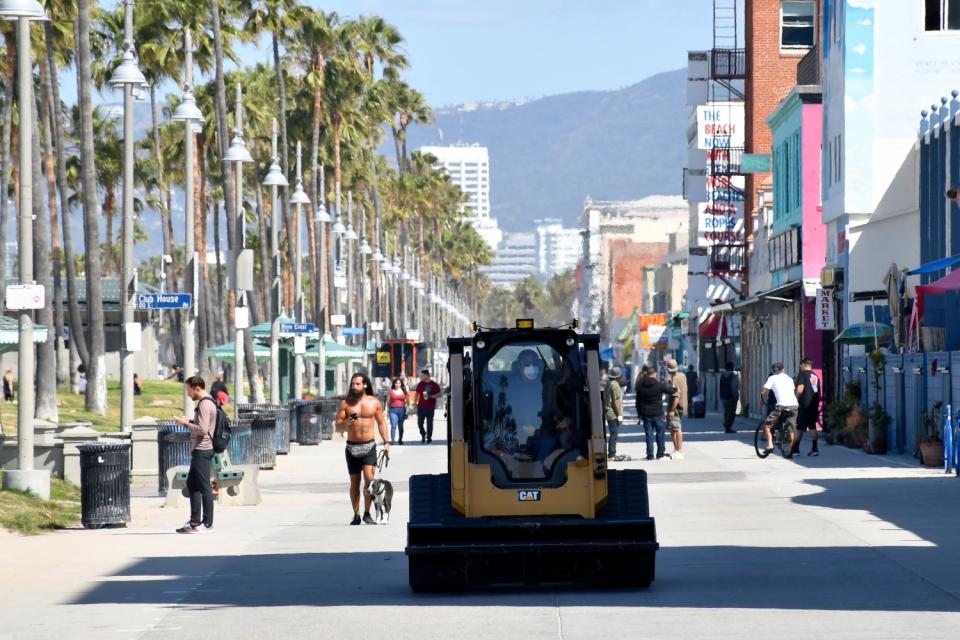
2, 405, 960, 639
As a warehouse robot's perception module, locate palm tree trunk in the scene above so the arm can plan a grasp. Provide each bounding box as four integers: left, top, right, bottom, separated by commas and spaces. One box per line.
0, 32, 15, 313
254, 176, 271, 322
310, 74, 324, 329
77, 1, 107, 414
213, 199, 225, 344
31, 83, 58, 421
39, 56, 68, 385
45, 22, 88, 384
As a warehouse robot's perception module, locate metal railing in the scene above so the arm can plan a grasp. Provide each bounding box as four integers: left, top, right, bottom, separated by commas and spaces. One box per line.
710, 48, 746, 80
708, 147, 744, 175
796, 45, 821, 85
709, 244, 747, 275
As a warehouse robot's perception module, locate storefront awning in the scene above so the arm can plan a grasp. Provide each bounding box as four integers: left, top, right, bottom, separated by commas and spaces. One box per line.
698, 314, 722, 337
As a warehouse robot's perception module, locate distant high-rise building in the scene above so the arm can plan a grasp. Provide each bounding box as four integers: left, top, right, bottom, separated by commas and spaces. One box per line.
480, 232, 538, 288
419, 144, 502, 250
534, 218, 582, 279
5, 242, 17, 279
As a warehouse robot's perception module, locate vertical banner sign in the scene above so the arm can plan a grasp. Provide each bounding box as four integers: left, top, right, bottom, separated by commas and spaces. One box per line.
696, 104, 745, 150
815, 289, 835, 331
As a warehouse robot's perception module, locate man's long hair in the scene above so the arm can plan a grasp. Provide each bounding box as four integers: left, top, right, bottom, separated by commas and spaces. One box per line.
351, 373, 374, 396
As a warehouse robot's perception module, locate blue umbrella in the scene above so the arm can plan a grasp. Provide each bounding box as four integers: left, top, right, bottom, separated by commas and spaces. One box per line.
834, 322, 893, 347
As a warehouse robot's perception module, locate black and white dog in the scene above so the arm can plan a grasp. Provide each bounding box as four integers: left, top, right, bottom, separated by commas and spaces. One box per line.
366, 478, 394, 524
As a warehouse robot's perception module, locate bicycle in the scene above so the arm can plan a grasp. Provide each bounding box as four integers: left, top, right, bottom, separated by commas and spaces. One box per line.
754, 407, 797, 459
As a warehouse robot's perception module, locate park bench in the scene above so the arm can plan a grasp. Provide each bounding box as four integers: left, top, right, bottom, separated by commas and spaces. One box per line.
165, 450, 261, 508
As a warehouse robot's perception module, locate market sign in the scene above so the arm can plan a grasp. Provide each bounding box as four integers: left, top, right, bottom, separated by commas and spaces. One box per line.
816, 288, 835, 331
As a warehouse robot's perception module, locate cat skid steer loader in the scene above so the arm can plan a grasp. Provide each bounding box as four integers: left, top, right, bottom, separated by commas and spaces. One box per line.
406, 320, 658, 591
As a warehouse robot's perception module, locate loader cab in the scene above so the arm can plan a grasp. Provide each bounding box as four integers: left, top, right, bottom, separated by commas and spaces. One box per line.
470, 330, 590, 488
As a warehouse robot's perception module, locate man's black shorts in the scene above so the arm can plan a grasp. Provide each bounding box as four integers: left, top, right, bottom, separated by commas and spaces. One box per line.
797, 406, 820, 431
345, 440, 377, 475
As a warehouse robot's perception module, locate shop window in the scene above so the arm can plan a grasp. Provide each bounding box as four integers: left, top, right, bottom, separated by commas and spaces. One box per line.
926, 0, 960, 30
782, 1, 816, 49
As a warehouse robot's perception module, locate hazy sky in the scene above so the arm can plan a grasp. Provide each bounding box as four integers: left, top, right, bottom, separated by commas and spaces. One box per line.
311, 0, 713, 106
75, 0, 713, 108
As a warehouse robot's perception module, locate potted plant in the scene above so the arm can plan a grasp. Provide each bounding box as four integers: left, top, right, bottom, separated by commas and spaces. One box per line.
865, 350, 890, 454
919, 403, 945, 467
826, 382, 863, 447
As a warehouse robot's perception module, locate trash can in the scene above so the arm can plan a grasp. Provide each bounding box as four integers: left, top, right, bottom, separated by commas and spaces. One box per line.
227, 417, 254, 465
156, 421, 192, 495
78, 442, 131, 529
249, 413, 278, 470
292, 400, 322, 445
237, 403, 290, 455
316, 397, 341, 441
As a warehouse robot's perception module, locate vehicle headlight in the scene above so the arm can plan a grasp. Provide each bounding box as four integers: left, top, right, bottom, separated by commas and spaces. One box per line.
475, 339, 486, 350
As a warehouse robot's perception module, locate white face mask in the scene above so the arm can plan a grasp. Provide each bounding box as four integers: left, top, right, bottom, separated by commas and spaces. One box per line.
522, 364, 539, 380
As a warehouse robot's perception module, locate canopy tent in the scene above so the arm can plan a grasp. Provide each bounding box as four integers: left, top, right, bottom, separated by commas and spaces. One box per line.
914, 267, 960, 318
0, 316, 48, 354
204, 341, 271, 363
303, 336, 366, 366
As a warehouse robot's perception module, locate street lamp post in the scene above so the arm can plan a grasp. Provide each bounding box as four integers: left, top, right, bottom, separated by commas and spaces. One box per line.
110, 0, 146, 434
262, 120, 287, 405
225, 84, 253, 411
314, 168, 331, 395
170, 29, 203, 416
290, 142, 310, 400
1, 0, 49, 499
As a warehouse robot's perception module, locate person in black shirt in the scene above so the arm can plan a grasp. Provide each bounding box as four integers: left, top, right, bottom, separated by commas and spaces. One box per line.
634, 365, 677, 460
794, 358, 822, 456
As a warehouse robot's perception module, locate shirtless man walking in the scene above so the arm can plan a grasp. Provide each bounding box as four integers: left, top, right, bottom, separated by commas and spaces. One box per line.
336, 373, 391, 525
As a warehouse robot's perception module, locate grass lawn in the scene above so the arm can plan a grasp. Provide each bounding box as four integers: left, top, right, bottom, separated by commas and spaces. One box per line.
0, 380, 186, 433
0, 476, 81, 535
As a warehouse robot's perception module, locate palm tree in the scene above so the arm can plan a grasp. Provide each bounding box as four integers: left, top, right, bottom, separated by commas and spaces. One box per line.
76, 0, 107, 414
0, 26, 15, 316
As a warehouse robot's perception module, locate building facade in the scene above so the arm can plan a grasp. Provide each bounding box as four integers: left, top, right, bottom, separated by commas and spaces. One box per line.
419, 144, 502, 250
574, 196, 687, 340
480, 232, 538, 288
534, 218, 581, 279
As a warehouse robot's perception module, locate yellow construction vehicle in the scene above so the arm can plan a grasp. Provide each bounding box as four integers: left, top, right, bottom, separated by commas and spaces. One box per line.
406, 320, 658, 591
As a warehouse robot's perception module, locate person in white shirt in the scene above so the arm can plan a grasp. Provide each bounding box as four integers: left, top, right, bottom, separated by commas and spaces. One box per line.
759, 362, 799, 456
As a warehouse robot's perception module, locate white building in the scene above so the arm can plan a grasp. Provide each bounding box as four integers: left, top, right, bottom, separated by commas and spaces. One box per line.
481, 232, 538, 288
419, 144, 502, 251
534, 218, 581, 279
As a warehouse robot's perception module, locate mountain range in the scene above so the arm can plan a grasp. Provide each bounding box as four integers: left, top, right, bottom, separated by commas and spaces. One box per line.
402, 67, 688, 231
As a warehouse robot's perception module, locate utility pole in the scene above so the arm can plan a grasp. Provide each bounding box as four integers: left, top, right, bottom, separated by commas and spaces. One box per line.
112, 0, 146, 433
172, 29, 203, 415
263, 119, 287, 405
290, 142, 310, 400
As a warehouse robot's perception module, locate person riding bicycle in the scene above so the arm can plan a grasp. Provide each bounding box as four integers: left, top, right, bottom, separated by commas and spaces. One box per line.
759, 362, 799, 455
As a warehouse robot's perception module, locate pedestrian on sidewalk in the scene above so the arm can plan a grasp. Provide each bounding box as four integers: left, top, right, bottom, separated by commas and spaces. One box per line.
387, 376, 408, 445
603, 366, 625, 458
335, 373, 391, 525
794, 358, 822, 456
667, 359, 687, 459
3, 368, 14, 401
635, 365, 677, 460
173, 375, 217, 534
684, 365, 699, 417
719, 361, 740, 433
210, 372, 229, 407
414, 369, 442, 443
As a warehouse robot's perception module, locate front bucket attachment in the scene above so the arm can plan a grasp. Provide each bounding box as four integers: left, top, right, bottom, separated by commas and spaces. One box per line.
406, 471, 658, 591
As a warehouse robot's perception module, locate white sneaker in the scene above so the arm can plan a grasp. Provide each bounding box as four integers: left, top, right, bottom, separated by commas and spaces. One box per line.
672, 451, 685, 460
198, 524, 214, 533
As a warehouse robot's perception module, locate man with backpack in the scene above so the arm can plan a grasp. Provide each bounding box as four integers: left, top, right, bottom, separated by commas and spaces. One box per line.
173, 375, 220, 534
603, 366, 625, 459
719, 361, 740, 434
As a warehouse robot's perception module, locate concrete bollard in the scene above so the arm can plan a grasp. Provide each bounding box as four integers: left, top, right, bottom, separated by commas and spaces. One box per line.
130, 418, 159, 490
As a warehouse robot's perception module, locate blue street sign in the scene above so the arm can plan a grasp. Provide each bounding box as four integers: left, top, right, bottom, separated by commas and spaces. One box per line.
136, 293, 192, 309
281, 322, 316, 334
341, 327, 365, 337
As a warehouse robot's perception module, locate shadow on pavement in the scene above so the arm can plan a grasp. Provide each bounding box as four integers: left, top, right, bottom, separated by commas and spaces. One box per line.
69, 540, 959, 611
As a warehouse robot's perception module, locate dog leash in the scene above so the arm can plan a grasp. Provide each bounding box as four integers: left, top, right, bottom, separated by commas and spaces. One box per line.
375, 449, 390, 479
